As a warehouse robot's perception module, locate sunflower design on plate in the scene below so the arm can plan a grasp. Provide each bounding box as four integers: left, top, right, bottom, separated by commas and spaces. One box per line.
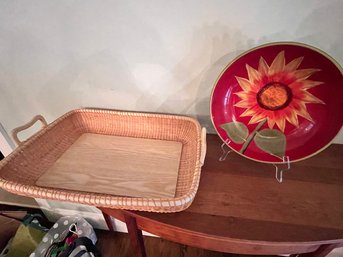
211, 43, 343, 163
234, 51, 324, 132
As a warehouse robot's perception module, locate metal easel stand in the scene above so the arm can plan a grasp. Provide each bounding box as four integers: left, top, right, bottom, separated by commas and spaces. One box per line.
218, 141, 292, 183
273, 156, 291, 183
219, 139, 232, 162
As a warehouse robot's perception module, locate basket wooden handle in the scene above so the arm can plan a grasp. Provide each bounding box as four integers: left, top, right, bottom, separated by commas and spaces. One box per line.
199, 128, 207, 166
12, 115, 48, 145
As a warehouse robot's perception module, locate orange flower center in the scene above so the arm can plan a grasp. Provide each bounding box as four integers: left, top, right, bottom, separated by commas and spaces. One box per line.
257, 82, 293, 110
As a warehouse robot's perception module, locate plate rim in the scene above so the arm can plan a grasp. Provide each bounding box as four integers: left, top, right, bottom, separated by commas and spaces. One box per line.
210, 41, 343, 164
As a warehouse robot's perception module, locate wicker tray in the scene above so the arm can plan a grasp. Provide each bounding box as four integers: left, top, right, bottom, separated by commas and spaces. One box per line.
0, 109, 206, 212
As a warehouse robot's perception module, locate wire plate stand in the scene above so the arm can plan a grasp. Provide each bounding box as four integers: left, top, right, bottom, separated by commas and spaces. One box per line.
218, 142, 291, 183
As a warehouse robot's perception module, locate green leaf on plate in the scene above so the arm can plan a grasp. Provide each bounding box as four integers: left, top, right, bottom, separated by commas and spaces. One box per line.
220, 122, 249, 144
254, 129, 286, 159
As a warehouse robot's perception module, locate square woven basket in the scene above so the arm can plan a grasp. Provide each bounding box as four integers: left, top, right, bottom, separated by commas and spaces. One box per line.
0, 109, 206, 213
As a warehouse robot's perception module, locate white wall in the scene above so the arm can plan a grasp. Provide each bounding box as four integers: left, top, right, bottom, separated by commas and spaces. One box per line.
0, 0, 342, 143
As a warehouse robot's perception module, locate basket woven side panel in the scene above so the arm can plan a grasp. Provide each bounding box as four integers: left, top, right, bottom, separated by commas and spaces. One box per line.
0, 116, 81, 185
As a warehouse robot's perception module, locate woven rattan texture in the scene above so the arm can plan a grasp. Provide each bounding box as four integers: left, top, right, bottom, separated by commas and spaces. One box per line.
0, 109, 203, 212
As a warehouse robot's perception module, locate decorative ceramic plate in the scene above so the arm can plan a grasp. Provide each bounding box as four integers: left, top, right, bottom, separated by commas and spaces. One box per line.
211, 42, 343, 163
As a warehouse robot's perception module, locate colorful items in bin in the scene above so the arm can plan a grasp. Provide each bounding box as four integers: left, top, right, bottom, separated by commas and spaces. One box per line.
55, 237, 99, 257
0, 214, 47, 257
31, 215, 98, 257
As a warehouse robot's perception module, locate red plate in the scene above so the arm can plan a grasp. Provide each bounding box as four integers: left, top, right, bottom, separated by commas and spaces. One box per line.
211, 42, 343, 163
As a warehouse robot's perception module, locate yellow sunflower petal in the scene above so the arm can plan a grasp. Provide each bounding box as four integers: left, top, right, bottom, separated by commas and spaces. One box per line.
246, 64, 260, 83
302, 91, 325, 104
300, 80, 324, 89
267, 118, 275, 129
285, 111, 299, 127
295, 102, 314, 122
294, 69, 320, 80
234, 91, 249, 99
258, 57, 269, 75
275, 118, 286, 132
248, 113, 266, 124
284, 56, 304, 72
288, 80, 324, 90
269, 51, 285, 75
240, 108, 257, 117
235, 76, 253, 91
234, 100, 251, 108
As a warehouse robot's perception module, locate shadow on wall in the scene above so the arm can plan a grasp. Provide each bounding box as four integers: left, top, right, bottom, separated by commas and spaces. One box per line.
36, 1, 166, 120
31, 0, 343, 139
295, 0, 343, 63
37, 51, 142, 118
35, 21, 259, 134
152, 23, 256, 133
156, 0, 343, 134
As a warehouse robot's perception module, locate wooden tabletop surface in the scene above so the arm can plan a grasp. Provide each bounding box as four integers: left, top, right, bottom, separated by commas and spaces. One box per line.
102, 134, 343, 255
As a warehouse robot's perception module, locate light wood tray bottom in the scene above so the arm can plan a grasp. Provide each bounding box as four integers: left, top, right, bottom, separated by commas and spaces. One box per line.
36, 133, 182, 198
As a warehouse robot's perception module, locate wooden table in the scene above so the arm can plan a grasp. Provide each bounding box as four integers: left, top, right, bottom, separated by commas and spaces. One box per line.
100, 134, 343, 257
